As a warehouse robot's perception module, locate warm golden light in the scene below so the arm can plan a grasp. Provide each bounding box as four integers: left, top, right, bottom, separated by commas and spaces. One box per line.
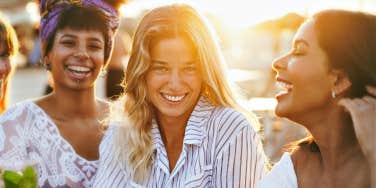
121, 0, 376, 29
25, 1, 40, 23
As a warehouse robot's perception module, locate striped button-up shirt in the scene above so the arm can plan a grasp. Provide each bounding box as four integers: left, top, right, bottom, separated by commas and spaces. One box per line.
93, 97, 267, 187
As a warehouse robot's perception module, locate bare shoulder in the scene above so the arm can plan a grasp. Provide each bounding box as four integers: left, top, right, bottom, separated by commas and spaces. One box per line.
290, 143, 320, 171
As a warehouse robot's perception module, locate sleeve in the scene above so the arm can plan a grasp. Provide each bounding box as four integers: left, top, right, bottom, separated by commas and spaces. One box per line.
93, 126, 129, 188
212, 109, 268, 188
0, 104, 30, 163
256, 153, 298, 188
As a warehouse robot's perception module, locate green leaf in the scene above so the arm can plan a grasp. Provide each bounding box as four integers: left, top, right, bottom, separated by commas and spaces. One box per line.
2, 166, 38, 188
18, 166, 37, 188
3, 171, 22, 188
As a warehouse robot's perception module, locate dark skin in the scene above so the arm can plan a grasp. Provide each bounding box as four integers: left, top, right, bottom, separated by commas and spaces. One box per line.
35, 94, 108, 161
292, 144, 370, 188
291, 107, 370, 188
273, 19, 372, 188
35, 28, 109, 161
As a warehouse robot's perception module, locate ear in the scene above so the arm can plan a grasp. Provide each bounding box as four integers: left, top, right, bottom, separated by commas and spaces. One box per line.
41, 56, 51, 70
331, 70, 352, 97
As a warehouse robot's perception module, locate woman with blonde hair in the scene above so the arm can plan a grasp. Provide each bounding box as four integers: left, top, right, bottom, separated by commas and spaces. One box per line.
0, 15, 18, 113
94, 4, 267, 187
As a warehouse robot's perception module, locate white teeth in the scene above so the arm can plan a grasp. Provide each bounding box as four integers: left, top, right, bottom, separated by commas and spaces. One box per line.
67, 65, 90, 73
163, 94, 185, 102
276, 81, 293, 90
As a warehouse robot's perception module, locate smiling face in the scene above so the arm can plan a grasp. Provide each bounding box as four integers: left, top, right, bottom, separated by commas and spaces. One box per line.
46, 28, 105, 90
146, 35, 203, 121
272, 20, 337, 121
0, 41, 11, 81
0, 40, 11, 99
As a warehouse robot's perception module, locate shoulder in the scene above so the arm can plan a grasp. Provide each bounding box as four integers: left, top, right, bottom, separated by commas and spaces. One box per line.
208, 107, 258, 136
0, 101, 37, 122
257, 153, 297, 188
206, 107, 260, 153
290, 143, 315, 174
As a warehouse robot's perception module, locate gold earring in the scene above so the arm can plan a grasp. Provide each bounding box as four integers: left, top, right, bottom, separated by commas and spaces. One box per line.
331, 90, 336, 99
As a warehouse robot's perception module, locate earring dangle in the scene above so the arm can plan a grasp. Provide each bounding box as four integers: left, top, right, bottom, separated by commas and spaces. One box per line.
331, 90, 336, 99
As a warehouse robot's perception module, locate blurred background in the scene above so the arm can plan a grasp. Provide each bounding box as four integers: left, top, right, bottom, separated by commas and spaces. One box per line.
1, 0, 375, 162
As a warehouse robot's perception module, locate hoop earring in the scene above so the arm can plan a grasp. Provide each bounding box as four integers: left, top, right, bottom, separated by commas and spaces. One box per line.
43, 63, 51, 71
41, 58, 51, 71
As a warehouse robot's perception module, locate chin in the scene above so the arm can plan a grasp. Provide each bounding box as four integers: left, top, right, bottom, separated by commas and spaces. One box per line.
274, 103, 287, 117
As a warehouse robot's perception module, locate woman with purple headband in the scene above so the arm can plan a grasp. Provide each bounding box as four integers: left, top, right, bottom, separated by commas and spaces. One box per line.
0, 0, 125, 187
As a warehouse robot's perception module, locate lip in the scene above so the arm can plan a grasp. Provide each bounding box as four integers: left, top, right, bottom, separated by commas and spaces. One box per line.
276, 76, 292, 84
275, 76, 293, 100
64, 64, 93, 80
160, 92, 188, 104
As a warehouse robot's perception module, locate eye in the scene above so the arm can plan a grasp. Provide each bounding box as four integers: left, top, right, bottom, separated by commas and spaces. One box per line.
151, 65, 168, 73
184, 65, 197, 73
61, 40, 75, 47
88, 44, 103, 50
291, 43, 305, 56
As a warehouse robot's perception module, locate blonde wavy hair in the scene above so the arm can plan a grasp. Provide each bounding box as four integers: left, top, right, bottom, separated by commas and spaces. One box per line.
113, 4, 257, 183
0, 15, 18, 113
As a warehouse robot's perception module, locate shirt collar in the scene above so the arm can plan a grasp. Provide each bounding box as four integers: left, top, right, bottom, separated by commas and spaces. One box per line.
151, 95, 215, 150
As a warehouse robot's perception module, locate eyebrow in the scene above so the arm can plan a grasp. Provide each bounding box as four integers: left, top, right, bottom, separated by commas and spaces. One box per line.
60, 34, 103, 43
151, 59, 199, 65
294, 39, 310, 47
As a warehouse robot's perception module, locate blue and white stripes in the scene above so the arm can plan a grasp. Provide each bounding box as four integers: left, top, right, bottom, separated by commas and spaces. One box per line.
93, 97, 267, 187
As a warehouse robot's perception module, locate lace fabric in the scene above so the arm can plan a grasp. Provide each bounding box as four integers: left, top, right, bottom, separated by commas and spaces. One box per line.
0, 101, 98, 188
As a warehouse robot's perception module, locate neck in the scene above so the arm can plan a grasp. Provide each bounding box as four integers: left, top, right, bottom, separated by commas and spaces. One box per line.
49, 87, 101, 119
302, 103, 363, 169
157, 114, 190, 146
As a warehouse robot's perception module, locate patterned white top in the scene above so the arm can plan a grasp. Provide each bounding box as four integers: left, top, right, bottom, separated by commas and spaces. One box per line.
256, 153, 297, 188
0, 101, 98, 188
93, 97, 268, 188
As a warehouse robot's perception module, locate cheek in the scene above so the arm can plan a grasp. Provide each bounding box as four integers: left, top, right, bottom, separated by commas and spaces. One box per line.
185, 74, 202, 87
92, 53, 105, 65
0, 59, 11, 75
145, 73, 164, 91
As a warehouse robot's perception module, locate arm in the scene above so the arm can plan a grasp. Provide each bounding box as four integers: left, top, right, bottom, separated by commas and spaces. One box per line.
212, 112, 268, 188
338, 86, 376, 187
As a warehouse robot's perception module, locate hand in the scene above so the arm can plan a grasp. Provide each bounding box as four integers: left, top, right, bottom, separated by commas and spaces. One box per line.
338, 86, 376, 164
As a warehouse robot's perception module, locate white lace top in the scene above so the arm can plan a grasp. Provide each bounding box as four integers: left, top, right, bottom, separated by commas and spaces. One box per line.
0, 101, 98, 188
256, 152, 298, 188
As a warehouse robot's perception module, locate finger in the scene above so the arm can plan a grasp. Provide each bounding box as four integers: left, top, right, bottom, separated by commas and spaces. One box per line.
362, 96, 376, 106
338, 98, 352, 112
366, 85, 376, 97
338, 98, 367, 115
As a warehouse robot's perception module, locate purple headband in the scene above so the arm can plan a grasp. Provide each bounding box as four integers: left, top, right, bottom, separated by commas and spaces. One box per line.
40, 0, 119, 58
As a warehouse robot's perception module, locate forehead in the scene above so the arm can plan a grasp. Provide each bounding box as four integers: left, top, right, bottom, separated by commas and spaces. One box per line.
293, 20, 319, 46
150, 36, 197, 62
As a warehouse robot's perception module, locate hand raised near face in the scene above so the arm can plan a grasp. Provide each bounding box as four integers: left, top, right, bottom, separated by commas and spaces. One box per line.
338, 86, 376, 164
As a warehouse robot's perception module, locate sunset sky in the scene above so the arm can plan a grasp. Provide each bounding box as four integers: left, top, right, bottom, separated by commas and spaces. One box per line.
120, 0, 376, 28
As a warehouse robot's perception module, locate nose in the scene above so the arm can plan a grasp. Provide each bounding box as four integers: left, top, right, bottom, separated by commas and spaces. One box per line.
168, 70, 183, 89
272, 53, 288, 72
73, 46, 89, 60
